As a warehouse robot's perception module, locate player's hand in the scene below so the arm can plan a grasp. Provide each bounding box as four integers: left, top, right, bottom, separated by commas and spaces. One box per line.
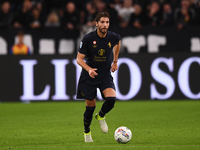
111, 62, 118, 72
88, 68, 98, 78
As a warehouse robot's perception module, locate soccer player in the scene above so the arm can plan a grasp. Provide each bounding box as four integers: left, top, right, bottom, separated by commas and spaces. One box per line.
76, 12, 121, 142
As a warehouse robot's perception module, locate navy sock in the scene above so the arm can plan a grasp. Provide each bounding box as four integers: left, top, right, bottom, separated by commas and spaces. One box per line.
99, 97, 116, 118
83, 106, 96, 133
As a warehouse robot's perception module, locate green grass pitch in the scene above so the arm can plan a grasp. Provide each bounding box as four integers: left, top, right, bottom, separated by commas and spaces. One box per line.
0, 100, 200, 150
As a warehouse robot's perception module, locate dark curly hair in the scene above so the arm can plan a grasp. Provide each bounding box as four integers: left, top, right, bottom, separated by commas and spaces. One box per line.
94, 12, 110, 22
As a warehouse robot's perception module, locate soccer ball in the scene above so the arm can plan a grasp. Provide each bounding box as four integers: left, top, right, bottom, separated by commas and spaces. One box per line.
114, 126, 132, 144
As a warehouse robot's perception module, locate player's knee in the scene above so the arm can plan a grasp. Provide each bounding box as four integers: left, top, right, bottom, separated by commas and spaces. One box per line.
105, 97, 116, 109
86, 99, 96, 107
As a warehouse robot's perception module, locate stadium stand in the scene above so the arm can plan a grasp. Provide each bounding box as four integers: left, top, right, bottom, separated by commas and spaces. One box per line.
0, 0, 200, 54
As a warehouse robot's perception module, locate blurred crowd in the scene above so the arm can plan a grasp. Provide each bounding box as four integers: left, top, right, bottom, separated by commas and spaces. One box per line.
0, 0, 200, 31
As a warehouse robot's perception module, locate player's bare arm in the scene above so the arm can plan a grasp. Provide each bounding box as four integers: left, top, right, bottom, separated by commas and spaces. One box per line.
111, 40, 121, 72
76, 52, 98, 78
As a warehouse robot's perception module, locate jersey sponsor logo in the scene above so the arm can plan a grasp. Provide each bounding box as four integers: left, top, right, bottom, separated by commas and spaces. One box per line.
94, 55, 106, 62
108, 42, 111, 48
94, 49, 106, 62
80, 42, 83, 48
98, 49, 105, 56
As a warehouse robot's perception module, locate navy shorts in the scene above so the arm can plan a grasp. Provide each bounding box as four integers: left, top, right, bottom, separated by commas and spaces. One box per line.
76, 75, 115, 100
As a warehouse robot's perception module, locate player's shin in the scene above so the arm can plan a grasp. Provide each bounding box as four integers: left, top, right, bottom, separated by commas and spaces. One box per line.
99, 97, 116, 117
83, 106, 96, 133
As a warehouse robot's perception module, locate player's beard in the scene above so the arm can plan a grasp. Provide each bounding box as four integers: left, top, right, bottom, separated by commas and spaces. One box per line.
99, 27, 108, 34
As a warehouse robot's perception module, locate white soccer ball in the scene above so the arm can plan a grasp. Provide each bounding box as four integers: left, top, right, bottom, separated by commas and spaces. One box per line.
114, 126, 132, 144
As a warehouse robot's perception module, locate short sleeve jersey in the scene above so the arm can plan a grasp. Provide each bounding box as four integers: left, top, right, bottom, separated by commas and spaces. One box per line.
79, 30, 121, 78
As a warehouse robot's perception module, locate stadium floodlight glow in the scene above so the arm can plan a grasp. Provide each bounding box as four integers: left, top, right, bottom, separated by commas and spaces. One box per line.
113, 58, 142, 100
178, 57, 200, 99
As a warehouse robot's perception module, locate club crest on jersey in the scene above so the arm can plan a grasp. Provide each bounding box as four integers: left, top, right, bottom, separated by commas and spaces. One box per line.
93, 41, 97, 48
98, 49, 105, 56
108, 42, 111, 48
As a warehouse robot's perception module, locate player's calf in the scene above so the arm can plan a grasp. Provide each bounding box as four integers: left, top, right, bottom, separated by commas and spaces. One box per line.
83, 106, 96, 133
99, 97, 116, 117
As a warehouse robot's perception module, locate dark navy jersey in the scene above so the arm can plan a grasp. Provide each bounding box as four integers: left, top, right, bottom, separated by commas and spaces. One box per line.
79, 30, 121, 78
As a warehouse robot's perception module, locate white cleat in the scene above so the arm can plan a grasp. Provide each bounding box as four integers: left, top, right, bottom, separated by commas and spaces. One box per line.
95, 113, 108, 133
84, 131, 94, 142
